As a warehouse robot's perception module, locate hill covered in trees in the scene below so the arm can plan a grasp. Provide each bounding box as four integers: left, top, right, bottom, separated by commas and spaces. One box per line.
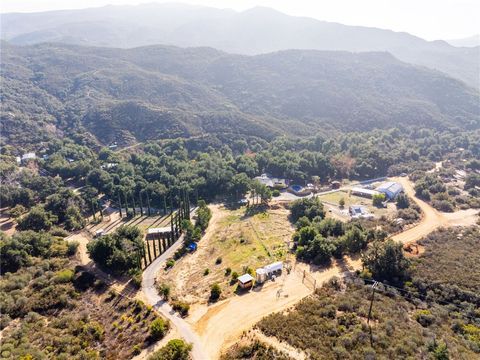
1, 4, 478, 88
1, 42, 479, 149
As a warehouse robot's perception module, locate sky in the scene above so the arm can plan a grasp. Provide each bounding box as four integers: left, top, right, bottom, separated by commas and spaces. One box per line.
1, 0, 479, 41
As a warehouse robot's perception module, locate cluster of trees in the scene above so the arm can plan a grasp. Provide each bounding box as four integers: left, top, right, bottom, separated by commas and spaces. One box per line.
1, 168, 88, 231
87, 226, 144, 275
1, 230, 77, 275
413, 169, 480, 212
183, 200, 212, 244
291, 198, 387, 265
361, 239, 411, 285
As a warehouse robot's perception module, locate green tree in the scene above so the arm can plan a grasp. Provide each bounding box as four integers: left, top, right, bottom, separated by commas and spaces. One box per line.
17, 206, 57, 231
362, 239, 410, 284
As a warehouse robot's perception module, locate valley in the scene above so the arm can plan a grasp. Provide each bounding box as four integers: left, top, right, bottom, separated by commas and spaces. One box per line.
1, 3, 479, 359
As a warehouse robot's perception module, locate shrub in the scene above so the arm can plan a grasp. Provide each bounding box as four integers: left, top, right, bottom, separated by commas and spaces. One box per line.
172, 301, 190, 317
203, 268, 210, 276
210, 283, 222, 302
165, 259, 175, 269
157, 283, 171, 300
150, 318, 168, 340
130, 270, 142, 289
372, 193, 386, 207
272, 189, 280, 197
414, 309, 435, 327
132, 344, 142, 355
225, 267, 232, 276
147, 339, 192, 360
215, 257, 222, 265
67, 241, 79, 256
50, 227, 70, 237
231, 272, 239, 281
54, 269, 74, 283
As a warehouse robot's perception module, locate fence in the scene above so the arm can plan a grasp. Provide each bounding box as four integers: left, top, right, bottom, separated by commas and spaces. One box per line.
141, 199, 191, 269
295, 267, 317, 291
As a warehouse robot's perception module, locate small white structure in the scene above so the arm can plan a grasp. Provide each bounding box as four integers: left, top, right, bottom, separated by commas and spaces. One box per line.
255, 268, 267, 283
349, 205, 374, 219
254, 174, 288, 189
95, 229, 105, 238
256, 261, 283, 284
238, 273, 254, 289
351, 187, 380, 198
147, 226, 171, 239
20, 152, 37, 164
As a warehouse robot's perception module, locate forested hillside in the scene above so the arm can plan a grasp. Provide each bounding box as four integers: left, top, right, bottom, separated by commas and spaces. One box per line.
2, 4, 478, 88
1, 42, 478, 149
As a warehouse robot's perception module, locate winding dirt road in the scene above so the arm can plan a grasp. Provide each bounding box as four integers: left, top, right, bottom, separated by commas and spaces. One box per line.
140, 177, 478, 359
391, 177, 478, 244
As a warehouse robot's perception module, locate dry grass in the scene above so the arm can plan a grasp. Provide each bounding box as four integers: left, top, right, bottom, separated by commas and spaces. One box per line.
157, 205, 295, 301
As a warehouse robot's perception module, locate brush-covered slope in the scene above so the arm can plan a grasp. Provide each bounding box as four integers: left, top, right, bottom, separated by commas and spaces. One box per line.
1, 42, 478, 147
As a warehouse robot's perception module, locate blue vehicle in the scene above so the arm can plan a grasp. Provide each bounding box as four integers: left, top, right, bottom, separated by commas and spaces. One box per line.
186, 242, 197, 252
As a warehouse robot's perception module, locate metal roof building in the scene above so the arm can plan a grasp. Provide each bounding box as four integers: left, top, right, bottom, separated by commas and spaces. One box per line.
376, 182, 404, 200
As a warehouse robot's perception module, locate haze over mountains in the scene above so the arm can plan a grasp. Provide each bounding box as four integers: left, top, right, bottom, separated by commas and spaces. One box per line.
2, 42, 478, 148
1, 3, 479, 89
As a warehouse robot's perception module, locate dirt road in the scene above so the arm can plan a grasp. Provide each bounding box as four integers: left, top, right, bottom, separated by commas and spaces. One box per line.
141, 177, 477, 359
142, 236, 208, 360
391, 177, 478, 244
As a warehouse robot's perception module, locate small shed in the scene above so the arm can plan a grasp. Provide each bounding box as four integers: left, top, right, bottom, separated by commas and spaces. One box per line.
237, 273, 254, 289
147, 226, 171, 240
351, 187, 380, 199
95, 229, 105, 238
331, 181, 341, 189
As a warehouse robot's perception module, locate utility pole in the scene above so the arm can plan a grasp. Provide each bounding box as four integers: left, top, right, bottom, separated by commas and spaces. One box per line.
367, 281, 378, 347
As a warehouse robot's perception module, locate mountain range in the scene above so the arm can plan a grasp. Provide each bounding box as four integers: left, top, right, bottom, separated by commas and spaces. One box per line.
1, 42, 478, 148
1, 3, 479, 89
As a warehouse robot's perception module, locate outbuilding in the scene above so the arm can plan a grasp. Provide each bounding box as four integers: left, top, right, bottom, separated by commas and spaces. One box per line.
376, 182, 404, 200
237, 273, 254, 289
147, 226, 171, 240
351, 187, 380, 199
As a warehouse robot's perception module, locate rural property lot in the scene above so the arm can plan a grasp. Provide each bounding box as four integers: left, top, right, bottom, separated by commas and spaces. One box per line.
156, 204, 295, 301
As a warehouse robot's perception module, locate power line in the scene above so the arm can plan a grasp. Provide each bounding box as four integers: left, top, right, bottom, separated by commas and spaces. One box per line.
362, 278, 479, 322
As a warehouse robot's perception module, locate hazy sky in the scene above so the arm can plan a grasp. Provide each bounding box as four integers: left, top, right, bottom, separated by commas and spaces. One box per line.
1, 0, 479, 40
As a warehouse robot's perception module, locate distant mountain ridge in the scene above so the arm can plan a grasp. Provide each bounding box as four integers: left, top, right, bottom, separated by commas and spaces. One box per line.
1, 3, 479, 89
446, 34, 480, 48
1, 42, 478, 148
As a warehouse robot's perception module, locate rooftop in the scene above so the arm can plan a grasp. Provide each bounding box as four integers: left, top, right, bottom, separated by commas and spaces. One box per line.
238, 273, 254, 283
376, 181, 403, 193
350, 187, 380, 196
